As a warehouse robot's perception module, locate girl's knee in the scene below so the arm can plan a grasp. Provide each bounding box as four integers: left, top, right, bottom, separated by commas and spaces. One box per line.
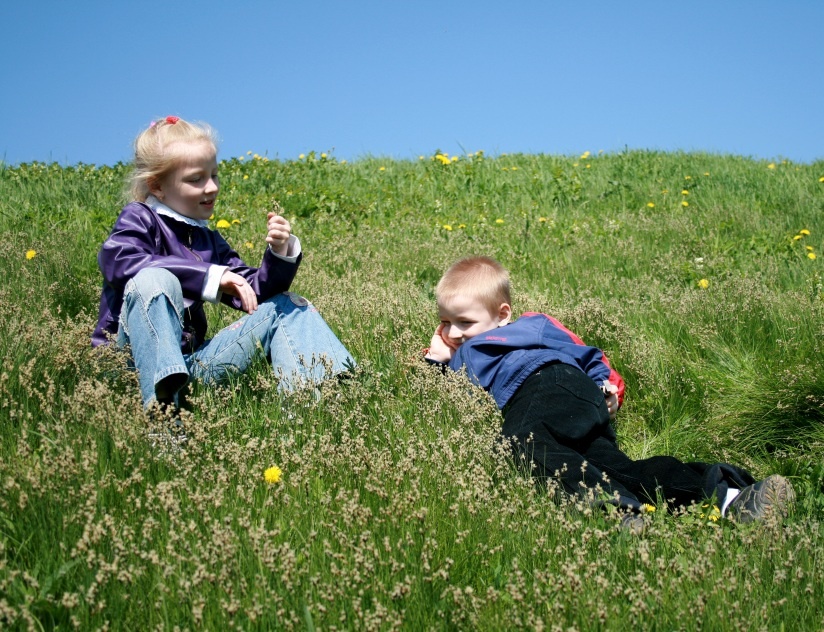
124, 268, 184, 315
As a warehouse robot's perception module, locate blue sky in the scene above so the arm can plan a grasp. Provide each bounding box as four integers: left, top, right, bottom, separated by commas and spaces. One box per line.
2, 1, 822, 166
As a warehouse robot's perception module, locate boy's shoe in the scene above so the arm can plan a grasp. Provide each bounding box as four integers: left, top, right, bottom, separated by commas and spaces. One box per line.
726, 475, 795, 524
619, 513, 646, 535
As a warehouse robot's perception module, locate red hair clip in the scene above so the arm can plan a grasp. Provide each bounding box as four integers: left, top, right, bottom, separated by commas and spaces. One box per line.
165, 116, 180, 125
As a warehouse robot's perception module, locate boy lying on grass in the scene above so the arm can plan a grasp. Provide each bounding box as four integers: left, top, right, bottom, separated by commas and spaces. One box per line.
424, 256, 794, 532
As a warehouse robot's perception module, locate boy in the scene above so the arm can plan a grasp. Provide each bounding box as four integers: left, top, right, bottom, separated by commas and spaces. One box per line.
425, 256, 794, 527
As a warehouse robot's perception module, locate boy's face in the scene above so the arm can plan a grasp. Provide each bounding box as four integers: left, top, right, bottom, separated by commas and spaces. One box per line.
153, 140, 219, 220
438, 295, 511, 348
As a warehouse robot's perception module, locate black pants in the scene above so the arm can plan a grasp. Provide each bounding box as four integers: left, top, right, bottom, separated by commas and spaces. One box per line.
501, 363, 754, 511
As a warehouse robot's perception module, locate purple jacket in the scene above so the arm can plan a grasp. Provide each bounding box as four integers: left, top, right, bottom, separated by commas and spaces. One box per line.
92, 201, 301, 350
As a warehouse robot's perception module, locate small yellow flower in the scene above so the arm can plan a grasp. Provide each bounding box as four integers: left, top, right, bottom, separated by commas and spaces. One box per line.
698, 278, 710, 289
247, 151, 252, 155
379, 166, 386, 171
243, 175, 249, 180
580, 151, 591, 160
684, 175, 692, 180
451, 156, 459, 162
321, 153, 327, 159
819, 176, 824, 183
25, 249, 37, 260
442, 224, 453, 231
681, 190, 689, 195
793, 235, 803, 241
238, 156, 244, 161
800, 229, 810, 235
704, 172, 710, 176
264, 466, 282, 484
806, 246, 814, 251
216, 219, 231, 229
809, 253, 817, 260
539, 217, 547, 223
458, 223, 466, 229
642, 504, 656, 513
495, 218, 505, 225
419, 156, 425, 160
232, 219, 241, 225
646, 202, 655, 208
299, 154, 305, 160
767, 163, 776, 170
682, 201, 689, 207
245, 241, 255, 249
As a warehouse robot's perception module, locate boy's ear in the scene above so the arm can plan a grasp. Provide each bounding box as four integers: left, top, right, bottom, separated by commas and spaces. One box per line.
498, 303, 512, 325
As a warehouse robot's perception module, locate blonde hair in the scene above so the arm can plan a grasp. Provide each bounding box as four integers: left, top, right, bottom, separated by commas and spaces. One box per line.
128, 116, 219, 201
435, 256, 511, 312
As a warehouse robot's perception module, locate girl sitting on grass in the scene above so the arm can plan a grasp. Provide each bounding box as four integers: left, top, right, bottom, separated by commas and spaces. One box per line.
92, 115, 354, 414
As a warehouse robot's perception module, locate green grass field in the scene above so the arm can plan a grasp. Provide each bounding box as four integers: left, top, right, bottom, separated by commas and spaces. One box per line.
1, 150, 823, 630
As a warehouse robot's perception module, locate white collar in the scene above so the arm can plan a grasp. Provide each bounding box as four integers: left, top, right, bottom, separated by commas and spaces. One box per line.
146, 195, 210, 228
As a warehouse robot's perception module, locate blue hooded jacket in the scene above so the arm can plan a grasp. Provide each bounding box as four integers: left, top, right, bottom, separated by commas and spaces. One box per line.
446, 312, 625, 409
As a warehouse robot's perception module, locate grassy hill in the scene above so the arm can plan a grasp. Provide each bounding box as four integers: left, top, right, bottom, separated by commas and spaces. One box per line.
1, 150, 823, 629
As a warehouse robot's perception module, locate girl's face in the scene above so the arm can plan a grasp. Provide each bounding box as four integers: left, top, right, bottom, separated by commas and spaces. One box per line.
152, 141, 219, 220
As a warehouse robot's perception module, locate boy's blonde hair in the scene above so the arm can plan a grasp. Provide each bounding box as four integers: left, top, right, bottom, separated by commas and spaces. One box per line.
435, 256, 511, 312
128, 116, 219, 202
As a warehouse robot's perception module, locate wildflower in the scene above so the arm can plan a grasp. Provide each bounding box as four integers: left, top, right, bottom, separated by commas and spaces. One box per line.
682, 201, 689, 207
580, 151, 590, 160
819, 176, 824, 183
681, 190, 689, 195
806, 246, 814, 251
216, 219, 231, 229
800, 229, 811, 235
684, 175, 692, 180
539, 217, 547, 223
458, 223, 466, 229
25, 249, 37, 260
442, 224, 453, 231
245, 241, 255, 249
419, 156, 425, 160
321, 153, 327, 159
767, 163, 776, 170
642, 504, 656, 513
264, 466, 282, 484
698, 278, 710, 289
299, 154, 305, 160
243, 175, 249, 180
647, 202, 655, 208
379, 167, 386, 172
232, 219, 241, 225
247, 151, 252, 155
451, 156, 459, 162
704, 172, 710, 176
793, 235, 803, 241
495, 218, 505, 225
809, 253, 817, 260
239, 156, 244, 161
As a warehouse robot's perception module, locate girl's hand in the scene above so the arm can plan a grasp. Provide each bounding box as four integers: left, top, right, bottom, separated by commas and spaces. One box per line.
426, 324, 455, 363
220, 270, 258, 314
266, 212, 292, 256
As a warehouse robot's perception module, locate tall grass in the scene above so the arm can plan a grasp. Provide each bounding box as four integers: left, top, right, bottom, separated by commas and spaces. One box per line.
1, 150, 823, 630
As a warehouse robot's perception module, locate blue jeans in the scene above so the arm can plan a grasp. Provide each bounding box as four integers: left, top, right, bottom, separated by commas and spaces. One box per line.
117, 268, 355, 407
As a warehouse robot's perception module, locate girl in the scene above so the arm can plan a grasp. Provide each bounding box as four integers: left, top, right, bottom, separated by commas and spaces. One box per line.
92, 115, 354, 409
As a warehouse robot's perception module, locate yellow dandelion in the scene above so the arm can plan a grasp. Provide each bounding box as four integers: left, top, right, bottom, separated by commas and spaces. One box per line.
704, 172, 710, 176
793, 235, 803, 241
512, 166, 518, 170
321, 153, 327, 159
800, 229, 810, 235
238, 156, 244, 161
495, 218, 505, 225
25, 249, 37, 260
442, 224, 453, 231
243, 175, 249, 180
698, 278, 710, 289
419, 155, 425, 160
681, 189, 689, 195
682, 200, 689, 207
661, 189, 669, 194
379, 166, 386, 172
216, 219, 231, 229
647, 202, 655, 208
451, 156, 459, 162
572, 162, 579, 167
684, 175, 692, 180
586, 164, 591, 169
264, 466, 282, 484
298, 153, 305, 160
806, 246, 814, 251
819, 176, 824, 183
642, 504, 656, 513
245, 241, 255, 249
580, 151, 591, 160
458, 223, 466, 229
539, 217, 547, 223
809, 253, 817, 260
232, 219, 241, 225
767, 163, 776, 170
